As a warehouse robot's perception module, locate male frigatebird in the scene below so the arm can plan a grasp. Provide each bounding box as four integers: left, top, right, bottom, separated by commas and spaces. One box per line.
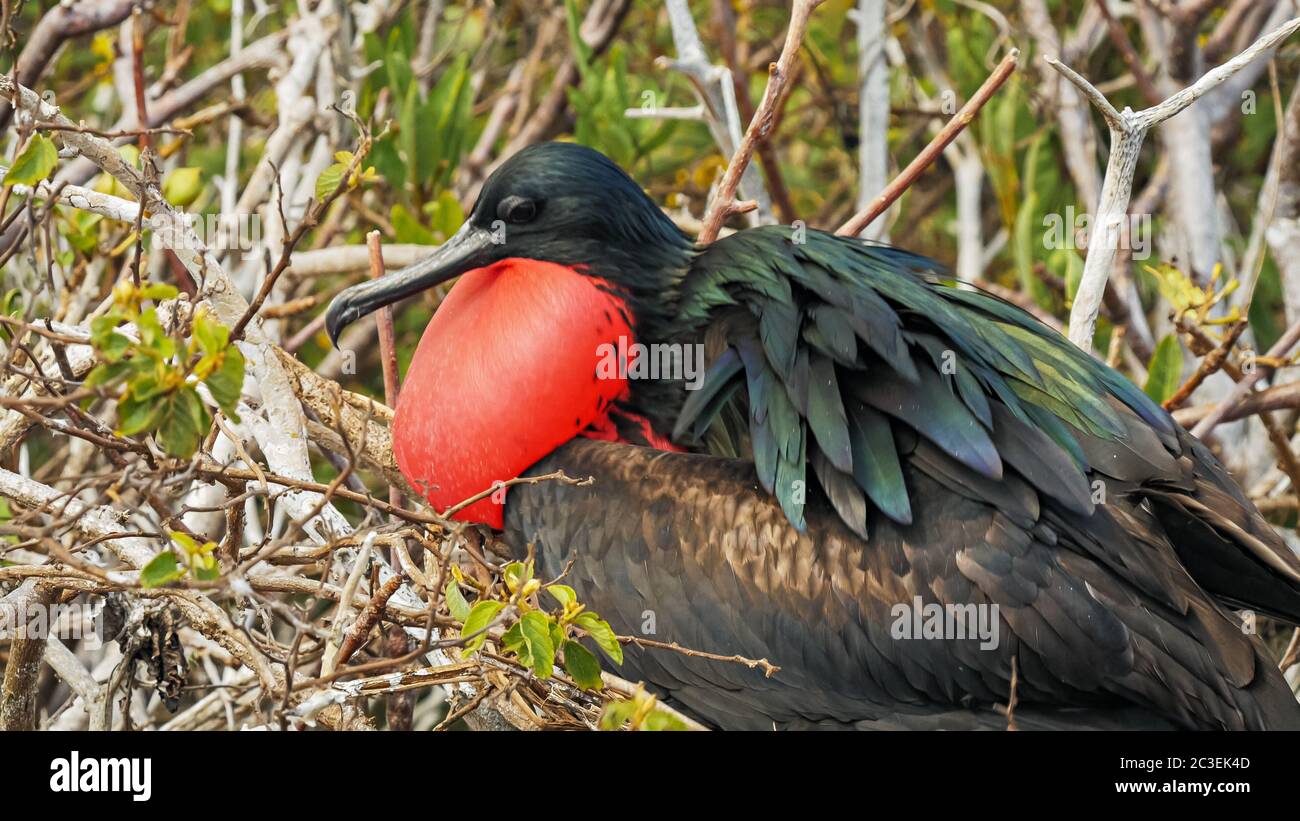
327, 142, 1300, 730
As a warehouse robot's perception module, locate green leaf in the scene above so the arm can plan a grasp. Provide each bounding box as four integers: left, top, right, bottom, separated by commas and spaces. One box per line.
0, 292, 17, 342
1013, 188, 1052, 310
398, 82, 419, 184
140, 551, 184, 588
137, 307, 176, 359
1249, 260, 1283, 351
574, 611, 623, 665
91, 145, 138, 199
2, 289, 23, 316
993, 80, 1019, 158
1144, 334, 1183, 404
118, 144, 140, 170
90, 311, 125, 340
564, 0, 594, 81
1147, 263, 1209, 314
59, 209, 103, 254
444, 578, 471, 622
383, 27, 414, 98
561, 639, 602, 690
519, 611, 555, 678
421, 54, 472, 188
1055, 248, 1083, 304
156, 387, 210, 457
90, 312, 134, 361
140, 281, 178, 303
459, 600, 504, 656
192, 310, 228, 354
425, 190, 464, 241
371, 138, 404, 190
84, 360, 134, 390
204, 346, 245, 418
315, 163, 345, 201
163, 167, 203, 206
5, 134, 58, 186
117, 392, 163, 436
546, 584, 576, 608
501, 621, 527, 657
192, 552, 220, 581
98, 332, 134, 362
127, 369, 166, 402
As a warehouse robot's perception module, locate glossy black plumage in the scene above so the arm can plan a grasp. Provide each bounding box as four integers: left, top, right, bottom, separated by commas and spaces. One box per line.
483, 144, 1300, 730
331, 142, 1300, 729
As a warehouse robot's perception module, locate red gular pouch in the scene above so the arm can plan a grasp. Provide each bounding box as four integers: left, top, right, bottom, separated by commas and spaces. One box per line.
394, 257, 644, 527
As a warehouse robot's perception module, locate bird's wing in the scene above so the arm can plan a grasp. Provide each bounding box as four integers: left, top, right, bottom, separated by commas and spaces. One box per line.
673, 226, 1300, 622
508, 438, 1300, 730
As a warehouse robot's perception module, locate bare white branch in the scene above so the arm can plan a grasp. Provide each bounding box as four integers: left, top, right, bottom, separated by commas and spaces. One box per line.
1049, 15, 1300, 350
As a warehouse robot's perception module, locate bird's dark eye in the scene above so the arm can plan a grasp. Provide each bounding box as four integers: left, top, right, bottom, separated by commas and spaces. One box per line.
498, 196, 539, 225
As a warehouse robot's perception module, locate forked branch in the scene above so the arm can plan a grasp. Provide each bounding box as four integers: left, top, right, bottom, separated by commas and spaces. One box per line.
1052, 14, 1300, 352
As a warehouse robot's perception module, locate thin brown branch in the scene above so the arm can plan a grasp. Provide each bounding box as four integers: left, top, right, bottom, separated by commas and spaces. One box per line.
366, 232, 401, 415
195, 462, 443, 526
333, 573, 404, 668
1163, 318, 1249, 410
1173, 380, 1300, 428
1192, 313, 1300, 436
698, 0, 826, 243
618, 634, 781, 678
837, 48, 1020, 237
130, 8, 151, 154
366, 231, 404, 511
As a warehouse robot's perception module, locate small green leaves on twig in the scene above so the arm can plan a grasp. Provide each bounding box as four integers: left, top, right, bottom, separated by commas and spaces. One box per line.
1141, 262, 1246, 406
86, 281, 245, 458
315, 150, 377, 201
1145, 262, 1240, 327
140, 531, 221, 588
449, 560, 623, 691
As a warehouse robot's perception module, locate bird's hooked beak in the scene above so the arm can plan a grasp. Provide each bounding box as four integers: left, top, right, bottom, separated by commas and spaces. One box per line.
325, 222, 498, 347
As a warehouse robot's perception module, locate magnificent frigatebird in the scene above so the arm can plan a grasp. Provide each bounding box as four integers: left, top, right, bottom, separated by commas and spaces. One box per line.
327, 141, 1300, 730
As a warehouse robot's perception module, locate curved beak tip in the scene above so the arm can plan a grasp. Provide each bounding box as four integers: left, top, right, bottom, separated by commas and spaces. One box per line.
324, 298, 351, 349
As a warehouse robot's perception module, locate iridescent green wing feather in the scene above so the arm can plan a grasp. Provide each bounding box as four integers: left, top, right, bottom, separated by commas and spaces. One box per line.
673, 226, 1174, 538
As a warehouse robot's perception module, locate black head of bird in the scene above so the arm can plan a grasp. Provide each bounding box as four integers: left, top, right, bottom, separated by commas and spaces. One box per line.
326, 141, 693, 350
